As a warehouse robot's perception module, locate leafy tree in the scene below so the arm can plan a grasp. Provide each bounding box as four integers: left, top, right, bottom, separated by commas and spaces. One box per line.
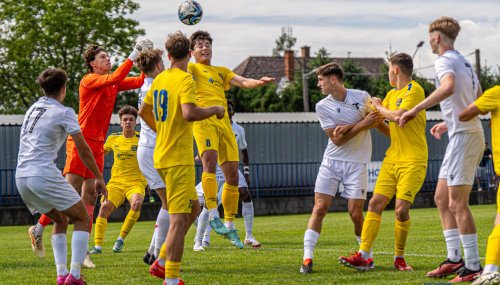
309, 47, 331, 68
480, 64, 500, 91
342, 56, 373, 93
0, 0, 145, 114
272, 29, 297, 57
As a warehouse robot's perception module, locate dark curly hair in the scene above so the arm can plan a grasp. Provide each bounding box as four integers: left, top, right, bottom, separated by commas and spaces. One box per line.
84, 44, 106, 73
189, 30, 213, 51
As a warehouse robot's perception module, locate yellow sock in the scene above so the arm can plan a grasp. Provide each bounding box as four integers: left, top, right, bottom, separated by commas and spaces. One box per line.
395, 218, 411, 257
222, 183, 239, 222
159, 243, 167, 261
119, 210, 140, 239
94, 217, 107, 247
485, 224, 500, 266
165, 260, 181, 279
360, 212, 382, 253
202, 173, 218, 210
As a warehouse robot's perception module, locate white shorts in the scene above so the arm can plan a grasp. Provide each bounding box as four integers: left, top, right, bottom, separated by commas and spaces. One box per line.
137, 146, 166, 190
314, 159, 368, 200
16, 176, 82, 215
439, 132, 484, 186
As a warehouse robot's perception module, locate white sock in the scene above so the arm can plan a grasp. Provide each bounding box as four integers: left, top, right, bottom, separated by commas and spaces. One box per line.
117, 236, 124, 242
165, 278, 179, 285
34, 222, 45, 237
196, 208, 210, 241
209, 208, 219, 221
148, 226, 157, 255
70, 231, 89, 279
242, 201, 254, 238
444, 229, 462, 262
224, 221, 235, 230
51, 234, 69, 276
155, 209, 170, 257
394, 255, 404, 260
484, 264, 499, 275
359, 250, 370, 260
303, 229, 320, 260
204, 228, 212, 243
94, 245, 102, 251
461, 233, 481, 271
356, 235, 373, 259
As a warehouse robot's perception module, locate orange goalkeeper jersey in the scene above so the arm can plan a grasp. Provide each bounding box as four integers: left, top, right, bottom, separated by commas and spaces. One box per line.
78, 58, 145, 141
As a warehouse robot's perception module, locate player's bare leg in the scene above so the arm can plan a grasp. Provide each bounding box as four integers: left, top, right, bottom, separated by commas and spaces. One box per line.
112, 193, 143, 252
301, 193, 332, 274
90, 200, 116, 254
45, 201, 91, 284
66, 173, 96, 267
428, 179, 469, 278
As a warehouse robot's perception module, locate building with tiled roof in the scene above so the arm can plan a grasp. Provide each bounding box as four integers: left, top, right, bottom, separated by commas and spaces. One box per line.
233, 46, 386, 86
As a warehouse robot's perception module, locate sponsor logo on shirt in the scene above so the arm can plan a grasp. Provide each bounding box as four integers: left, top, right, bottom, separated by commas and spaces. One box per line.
336, 108, 341, 113
208, 78, 223, 88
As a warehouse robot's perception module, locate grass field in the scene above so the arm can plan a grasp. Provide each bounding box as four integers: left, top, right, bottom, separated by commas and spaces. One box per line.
0, 204, 497, 284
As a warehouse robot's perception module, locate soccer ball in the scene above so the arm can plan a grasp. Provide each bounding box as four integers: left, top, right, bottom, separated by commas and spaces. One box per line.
178, 1, 203, 25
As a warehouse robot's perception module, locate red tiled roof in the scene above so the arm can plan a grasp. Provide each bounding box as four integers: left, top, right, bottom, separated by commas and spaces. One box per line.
233, 56, 386, 84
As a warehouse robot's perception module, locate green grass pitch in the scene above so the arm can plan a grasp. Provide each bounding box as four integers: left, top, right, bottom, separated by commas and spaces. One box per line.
0, 204, 497, 284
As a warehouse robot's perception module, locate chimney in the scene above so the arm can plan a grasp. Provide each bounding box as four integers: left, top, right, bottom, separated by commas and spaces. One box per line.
284, 50, 294, 81
301, 46, 310, 58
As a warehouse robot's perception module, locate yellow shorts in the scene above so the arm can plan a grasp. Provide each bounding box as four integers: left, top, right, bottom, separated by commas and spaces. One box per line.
106, 180, 146, 209
193, 116, 239, 165
157, 166, 198, 214
374, 162, 427, 204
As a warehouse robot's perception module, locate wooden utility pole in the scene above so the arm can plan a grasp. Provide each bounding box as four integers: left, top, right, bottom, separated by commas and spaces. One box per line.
475, 49, 481, 85
302, 57, 309, 112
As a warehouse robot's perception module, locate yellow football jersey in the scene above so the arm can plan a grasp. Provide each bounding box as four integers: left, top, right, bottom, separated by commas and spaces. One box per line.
187, 62, 236, 111
382, 80, 428, 166
144, 68, 197, 169
103, 131, 147, 183
474, 85, 500, 175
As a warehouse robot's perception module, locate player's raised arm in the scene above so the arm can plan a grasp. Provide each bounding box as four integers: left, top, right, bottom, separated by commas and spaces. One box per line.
459, 86, 494, 122
229, 75, 275, 89
399, 73, 455, 128
72, 132, 108, 200
82, 40, 152, 90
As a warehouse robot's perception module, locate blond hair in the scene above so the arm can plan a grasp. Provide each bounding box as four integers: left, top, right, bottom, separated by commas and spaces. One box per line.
429, 17, 461, 40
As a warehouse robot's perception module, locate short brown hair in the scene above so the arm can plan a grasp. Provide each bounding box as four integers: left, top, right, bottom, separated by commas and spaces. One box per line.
135, 49, 164, 74
429, 17, 461, 40
389, 53, 413, 76
84, 44, 106, 73
118, 106, 138, 120
38, 68, 68, 97
165, 32, 190, 60
316, 63, 344, 82
189, 30, 212, 51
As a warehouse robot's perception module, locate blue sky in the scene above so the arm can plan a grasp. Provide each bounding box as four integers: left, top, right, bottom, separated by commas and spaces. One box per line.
132, 0, 500, 80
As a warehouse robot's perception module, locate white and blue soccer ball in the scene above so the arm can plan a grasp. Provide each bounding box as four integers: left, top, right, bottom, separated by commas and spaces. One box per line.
178, 1, 203, 25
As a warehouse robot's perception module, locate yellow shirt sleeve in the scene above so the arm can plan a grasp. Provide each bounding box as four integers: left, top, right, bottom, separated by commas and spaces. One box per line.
220, 66, 236, 91
103, 135, 114, 153
475, 86, 500, 112
400, 83, 424, 111
382, 89, 394, 109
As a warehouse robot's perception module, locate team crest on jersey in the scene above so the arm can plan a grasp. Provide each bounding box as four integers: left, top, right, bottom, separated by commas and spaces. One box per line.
131, 145, 137, 151
396, 98, 402, 106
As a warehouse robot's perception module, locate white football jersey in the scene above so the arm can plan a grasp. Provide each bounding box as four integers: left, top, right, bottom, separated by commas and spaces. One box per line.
315, 89, 372, 164
137, 77, 157, 147
435, 50, 482, 137
215, 121, 248, 177
16, 97, 81, 178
